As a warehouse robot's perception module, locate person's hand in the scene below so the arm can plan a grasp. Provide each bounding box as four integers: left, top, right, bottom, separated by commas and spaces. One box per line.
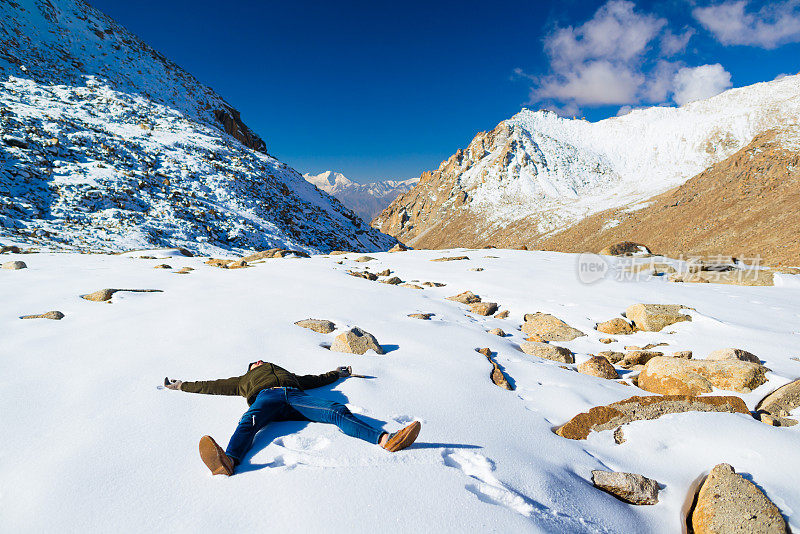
336, 366, 352, 378
164, 377, 183, 390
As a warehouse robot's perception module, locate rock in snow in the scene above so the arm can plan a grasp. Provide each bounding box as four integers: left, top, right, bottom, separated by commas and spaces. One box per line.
690, 464, 787, 533
330, 327, 383, 355
522, 312, 585, 341
294, 319, 336, 334
638, 356, 768, 395
591, 470, 659, 505
625, 304, 691, 332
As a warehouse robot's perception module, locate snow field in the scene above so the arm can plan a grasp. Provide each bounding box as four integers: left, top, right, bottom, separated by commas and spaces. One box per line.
1, 248, 799, 532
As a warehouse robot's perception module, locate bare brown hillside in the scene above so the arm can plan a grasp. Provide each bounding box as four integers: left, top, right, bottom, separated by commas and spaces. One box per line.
539, 129, 800, 266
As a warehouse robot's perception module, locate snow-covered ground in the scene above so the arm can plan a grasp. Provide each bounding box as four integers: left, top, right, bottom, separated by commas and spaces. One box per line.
2, 246, 799, 532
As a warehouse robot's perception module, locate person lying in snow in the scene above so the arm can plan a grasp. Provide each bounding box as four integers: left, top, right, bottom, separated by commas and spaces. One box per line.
163, 360, 421, 476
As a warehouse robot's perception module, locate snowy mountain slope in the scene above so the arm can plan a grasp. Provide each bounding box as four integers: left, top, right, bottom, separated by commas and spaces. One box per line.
2, 246, 799, 532
0, 0, 396, 254
304, 170, 419, 223
375, 74, 800, 248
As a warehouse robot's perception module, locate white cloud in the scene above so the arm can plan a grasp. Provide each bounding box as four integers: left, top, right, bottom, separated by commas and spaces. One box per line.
660, 28, 696, 56
535, 60, 643, 106
693, 0, 800, 49
672, 64, 733, 105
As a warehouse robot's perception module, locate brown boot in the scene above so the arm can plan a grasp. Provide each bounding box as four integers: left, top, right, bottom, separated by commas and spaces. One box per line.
381, 421, 421, 452
199, 435, 234, 476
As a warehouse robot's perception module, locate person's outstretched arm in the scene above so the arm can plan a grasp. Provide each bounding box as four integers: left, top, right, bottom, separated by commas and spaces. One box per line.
296, 366, 350, 390
165, 375, 242, 396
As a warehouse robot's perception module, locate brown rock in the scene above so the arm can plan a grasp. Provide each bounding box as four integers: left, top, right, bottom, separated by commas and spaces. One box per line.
599, 338, 616, 344
294, 319, 336, 334
707, 348, 761, 364
494, 310, 509, 319
205, 258, 234, 268
330, 327, 384, 355
597, 351, 625, 364
1, 245, 22, 253
468, 267, 484, 271
522, 312, 585, 341
347, 270, 378, 281
407, 313, 433, 320
690, 463, 786, 534
329, 250, 352, 255
555, 395, 749, 440
400, 283, 424, 289
519, 342, 575, 363
470, 302, 498, 316
638, 356, 768, 395
20, 311, 65, 320
477, 348, 513, 391
175, 267, 193, 274
446, 291, 481, 304
596, 318, 635, 335
625, 303, 691, 332
488, 328, 505, 337
154, 264, 172, 269
591, 471, 659, 505
388, 243, 409, 252
599, 242, 650, 256
422, 281, 446, 287
354, 256, 375, 262
756, 379, 800, 425
671, 350, 693, 359
382, 276, 402, 285
578, 356, 619, 379
241, 248, 310, 261
2, 260, 26, 270
377, 269, 391, 276
431, 255, 469, 262
620, 351, 663, 369
81, 288, 163, 302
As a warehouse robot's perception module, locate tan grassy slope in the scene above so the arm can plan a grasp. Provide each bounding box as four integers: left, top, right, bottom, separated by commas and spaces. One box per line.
539, 129, 800, 266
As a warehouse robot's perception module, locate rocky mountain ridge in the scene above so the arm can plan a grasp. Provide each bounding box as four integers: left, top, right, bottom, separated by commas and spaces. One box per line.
374, 74, 800, 261
303, 170, 418, 223
0, 0, 396, 254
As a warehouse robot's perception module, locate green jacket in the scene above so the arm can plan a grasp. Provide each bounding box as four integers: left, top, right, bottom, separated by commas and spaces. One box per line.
180, 362, 340, 405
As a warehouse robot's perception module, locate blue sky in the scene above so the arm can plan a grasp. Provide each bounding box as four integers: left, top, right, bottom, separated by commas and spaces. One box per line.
88, 0, 800, 183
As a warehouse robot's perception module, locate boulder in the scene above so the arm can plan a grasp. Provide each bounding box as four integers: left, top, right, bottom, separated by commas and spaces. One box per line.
522, 312, 585, 341
476, 348, 513, 391
599, 338, 615, 344
488, 328, 505, 337
756, 379, 800, 425
431, 256, 469, 262
620, 350, 663, 369
494, 310, 509, 319
468, 267, 484, 271
329, 250, 352, 255
2, 260, 26, 270
422, 281, 446, 287
1, 245, 22, 253
388, 243, 409, 252
382, 276, 402, 285
81, 288, 163, 302
330, 327, 384, 355
400, 283, 424, 289
20, 311, 65, 320
555, 395, 748, 440
446, 291, 481, 304
596, 318, 635, 335
470, 302, 498, 316
519, 342, 574, 363
154, 264, 172, 269
599, 242, 650, 256
294, 319, 336, 334
241, 248, 310, 261
578, 356, 619, 379
638, 357, 767, 395
354, 256, 375, 262
671, 350, 693, 359
175, 267, 193, 274
376, 269, 391, 276
707, 348, 761, 364
407, 313, 433, 320
690, 463, 787, 534
347, 270, 378, 281
597, 351, 625, 364
625, 303, 691, 332
591, 471, 659, 505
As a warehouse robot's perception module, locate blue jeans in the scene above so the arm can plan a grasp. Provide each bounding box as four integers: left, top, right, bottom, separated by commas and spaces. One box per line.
225, 387, 385, 464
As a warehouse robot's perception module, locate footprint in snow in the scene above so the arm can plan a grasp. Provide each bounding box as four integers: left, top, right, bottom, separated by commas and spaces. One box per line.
391, 414, 423, 425
274, 435, 331, 452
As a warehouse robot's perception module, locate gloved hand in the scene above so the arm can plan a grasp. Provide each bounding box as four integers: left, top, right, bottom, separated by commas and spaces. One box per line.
164, 377, 183, 390
335, 366, 352, 378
